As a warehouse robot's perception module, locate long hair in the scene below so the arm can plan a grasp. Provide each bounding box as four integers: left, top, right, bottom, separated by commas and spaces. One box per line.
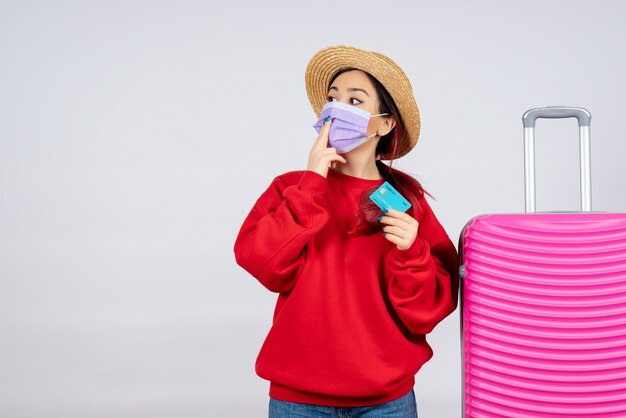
328, 67, 432, 237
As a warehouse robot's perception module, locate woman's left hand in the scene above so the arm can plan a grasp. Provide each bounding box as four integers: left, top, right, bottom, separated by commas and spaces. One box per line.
379, 208, 419, 251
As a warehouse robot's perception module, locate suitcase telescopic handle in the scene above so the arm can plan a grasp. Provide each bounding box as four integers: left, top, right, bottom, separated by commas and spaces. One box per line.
521, 106, 592, 213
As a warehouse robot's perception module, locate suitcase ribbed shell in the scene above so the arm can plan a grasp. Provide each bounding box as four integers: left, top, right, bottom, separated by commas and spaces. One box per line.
461, 213, 626, 417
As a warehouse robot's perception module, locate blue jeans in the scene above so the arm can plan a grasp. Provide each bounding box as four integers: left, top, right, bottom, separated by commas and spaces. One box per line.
268, 388, 418, 418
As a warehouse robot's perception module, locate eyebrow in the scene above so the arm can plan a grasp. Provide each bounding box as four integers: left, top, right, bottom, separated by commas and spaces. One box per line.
328, 86, 370, 97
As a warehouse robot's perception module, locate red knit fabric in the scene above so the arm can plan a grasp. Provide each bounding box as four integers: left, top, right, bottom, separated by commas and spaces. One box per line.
234, 168, 460, 407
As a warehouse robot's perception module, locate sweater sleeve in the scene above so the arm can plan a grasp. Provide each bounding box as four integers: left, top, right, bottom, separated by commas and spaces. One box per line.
382, 197, 460, 335
233, 170, 330, 294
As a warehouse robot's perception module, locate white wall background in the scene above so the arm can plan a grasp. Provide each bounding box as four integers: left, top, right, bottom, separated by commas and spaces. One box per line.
1, 1, 626, 417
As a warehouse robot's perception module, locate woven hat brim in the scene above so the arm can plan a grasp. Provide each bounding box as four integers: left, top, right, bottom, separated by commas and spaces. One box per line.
305, 45, 420, 160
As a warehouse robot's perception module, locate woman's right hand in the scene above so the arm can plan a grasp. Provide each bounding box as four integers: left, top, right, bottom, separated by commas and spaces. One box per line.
306, 118, 347, 178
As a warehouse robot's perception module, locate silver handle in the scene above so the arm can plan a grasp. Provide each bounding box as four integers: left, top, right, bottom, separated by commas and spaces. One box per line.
522, 106, 591, 128
521, 106, 592, 213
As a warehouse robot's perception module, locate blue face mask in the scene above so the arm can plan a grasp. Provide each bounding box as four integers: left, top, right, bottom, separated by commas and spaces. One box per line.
312, 101, 389, 154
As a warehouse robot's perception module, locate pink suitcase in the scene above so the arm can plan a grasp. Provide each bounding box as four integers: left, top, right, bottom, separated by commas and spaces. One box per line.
459, 107, 626, 417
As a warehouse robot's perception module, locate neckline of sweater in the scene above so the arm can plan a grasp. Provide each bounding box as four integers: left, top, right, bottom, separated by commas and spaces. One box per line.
327, 167, 386, 189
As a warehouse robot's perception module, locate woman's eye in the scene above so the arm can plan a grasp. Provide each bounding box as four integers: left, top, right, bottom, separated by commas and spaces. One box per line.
327, 96, 337, 102
350, 98, 362, 105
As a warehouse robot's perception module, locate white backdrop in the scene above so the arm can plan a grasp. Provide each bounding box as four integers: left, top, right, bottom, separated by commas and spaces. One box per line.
1, 1, 626, 417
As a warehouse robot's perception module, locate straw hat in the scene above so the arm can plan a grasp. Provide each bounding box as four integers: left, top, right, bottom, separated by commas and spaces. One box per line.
305, 45, 420, 160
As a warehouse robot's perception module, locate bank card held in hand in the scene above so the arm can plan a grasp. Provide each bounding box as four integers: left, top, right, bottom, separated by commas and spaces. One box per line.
369, 181, 411, 213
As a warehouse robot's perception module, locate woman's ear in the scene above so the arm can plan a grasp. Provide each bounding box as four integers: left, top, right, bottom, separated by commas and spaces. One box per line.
378, 117, 396, 137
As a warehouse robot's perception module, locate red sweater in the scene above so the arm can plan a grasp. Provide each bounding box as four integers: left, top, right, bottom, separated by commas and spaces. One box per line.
233, 168, 459, 407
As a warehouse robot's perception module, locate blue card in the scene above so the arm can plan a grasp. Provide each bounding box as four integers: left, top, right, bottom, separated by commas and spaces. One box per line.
369, 181, 411, 213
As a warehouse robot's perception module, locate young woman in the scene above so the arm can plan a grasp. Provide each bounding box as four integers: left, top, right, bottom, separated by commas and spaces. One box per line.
234, 45, 459, 418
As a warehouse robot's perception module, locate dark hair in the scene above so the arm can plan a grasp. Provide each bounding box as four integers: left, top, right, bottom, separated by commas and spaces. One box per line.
328, 67, 432, 237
